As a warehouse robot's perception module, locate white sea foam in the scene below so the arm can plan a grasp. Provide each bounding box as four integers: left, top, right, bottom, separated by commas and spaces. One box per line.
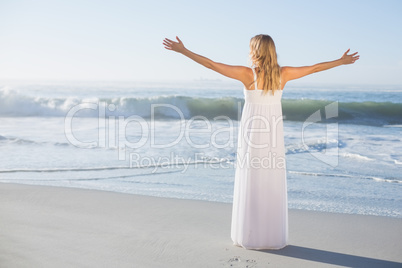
394, 159, 402, 165
341, 152, 373, 161
288, 170, 401, 183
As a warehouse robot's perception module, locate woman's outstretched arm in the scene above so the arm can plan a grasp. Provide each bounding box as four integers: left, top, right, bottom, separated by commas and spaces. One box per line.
163, 36, 251, 86
281, 49, 360, 86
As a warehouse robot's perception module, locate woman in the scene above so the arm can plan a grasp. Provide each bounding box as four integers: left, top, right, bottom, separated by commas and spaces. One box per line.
163, 35, 359, 250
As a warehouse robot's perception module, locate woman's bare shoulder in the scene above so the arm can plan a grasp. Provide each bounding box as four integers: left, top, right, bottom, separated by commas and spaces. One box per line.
280, 67, 290, 90
242, 67, 255, 90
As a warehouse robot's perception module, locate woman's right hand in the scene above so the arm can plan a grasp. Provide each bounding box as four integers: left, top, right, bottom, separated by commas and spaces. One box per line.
163, 36, 186, 53
340, 49, 360, 65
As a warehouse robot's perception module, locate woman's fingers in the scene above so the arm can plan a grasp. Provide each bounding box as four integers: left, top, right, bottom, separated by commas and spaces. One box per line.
165, 38, 179, 44
163, 39, 173, 45
351, 52, 360, 62
350, 53, 360, 64
163, 38, 180, 47
163, 38, 176, 46
340, 48, 360, 64
163, 36, 184, 53
163, 38, 177, 49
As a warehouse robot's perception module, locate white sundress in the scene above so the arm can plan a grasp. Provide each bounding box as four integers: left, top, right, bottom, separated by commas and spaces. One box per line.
231, 68, 288, 250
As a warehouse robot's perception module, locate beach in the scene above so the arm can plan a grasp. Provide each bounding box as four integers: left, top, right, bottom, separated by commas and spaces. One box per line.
1, 81, 401, 267
1, 183, 401, 267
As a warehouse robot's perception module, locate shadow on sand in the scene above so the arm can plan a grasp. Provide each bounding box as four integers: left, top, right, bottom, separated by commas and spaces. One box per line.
262, 245, 401, 267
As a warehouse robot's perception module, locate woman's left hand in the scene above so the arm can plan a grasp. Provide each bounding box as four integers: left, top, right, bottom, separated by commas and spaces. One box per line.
163, 36, 186, 53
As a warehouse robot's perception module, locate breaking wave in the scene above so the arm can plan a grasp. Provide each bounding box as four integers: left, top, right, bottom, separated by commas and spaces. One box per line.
1, 89, 401, 126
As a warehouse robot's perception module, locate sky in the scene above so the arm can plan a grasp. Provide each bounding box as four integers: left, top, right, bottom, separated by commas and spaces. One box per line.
0, 0, 401, 86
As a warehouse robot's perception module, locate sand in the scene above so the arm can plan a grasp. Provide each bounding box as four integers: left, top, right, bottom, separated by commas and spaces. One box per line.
0, 183, 401, 267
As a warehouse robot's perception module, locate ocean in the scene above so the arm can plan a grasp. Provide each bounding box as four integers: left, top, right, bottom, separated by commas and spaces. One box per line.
0, 81, 401, 218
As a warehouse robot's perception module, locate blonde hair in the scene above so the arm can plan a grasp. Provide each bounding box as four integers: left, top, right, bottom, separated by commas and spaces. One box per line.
249, 34, 281, 95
